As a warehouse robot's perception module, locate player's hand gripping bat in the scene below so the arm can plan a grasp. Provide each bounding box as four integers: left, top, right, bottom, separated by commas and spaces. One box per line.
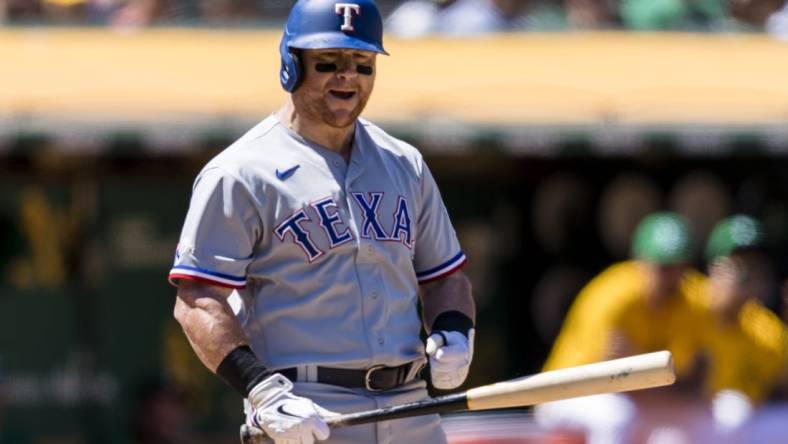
240, 350, 675, 444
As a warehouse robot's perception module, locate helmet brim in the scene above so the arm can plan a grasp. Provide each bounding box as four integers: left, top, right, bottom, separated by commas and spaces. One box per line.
288, 32, 388, 55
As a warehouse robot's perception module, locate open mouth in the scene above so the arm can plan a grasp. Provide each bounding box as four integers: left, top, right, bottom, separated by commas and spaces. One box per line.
329, 90, 356, 100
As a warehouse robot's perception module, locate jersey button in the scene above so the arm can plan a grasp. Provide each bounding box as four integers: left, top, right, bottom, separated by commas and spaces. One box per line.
371, 290, 379, 299
377, 337, 385, 346
367, 245, 374, 255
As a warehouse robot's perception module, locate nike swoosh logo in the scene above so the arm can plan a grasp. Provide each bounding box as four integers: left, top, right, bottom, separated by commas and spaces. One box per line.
277, 404, 305, 418
276, 165, 300, 181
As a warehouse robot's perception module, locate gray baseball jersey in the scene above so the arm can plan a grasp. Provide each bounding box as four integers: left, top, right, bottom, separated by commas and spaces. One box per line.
169, 114, 465, 371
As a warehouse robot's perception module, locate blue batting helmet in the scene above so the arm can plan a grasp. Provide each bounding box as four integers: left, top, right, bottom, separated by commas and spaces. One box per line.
279, 0, 388, 92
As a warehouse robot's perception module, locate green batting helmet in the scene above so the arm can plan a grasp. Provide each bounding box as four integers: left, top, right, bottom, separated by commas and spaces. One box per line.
705, 215, 763, 262
631, 212, 692, 264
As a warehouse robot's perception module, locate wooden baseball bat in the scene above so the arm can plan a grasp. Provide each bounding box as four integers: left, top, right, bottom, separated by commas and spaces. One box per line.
240, 350, 675, 444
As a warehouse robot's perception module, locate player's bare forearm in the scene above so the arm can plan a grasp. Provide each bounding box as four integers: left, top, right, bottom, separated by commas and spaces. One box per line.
173, 280, 249, 372
420, 270, 475, 331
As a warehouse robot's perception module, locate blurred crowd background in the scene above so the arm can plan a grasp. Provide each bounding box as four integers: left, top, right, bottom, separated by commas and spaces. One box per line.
2, 0, 788, 36
2, 0, 788, 443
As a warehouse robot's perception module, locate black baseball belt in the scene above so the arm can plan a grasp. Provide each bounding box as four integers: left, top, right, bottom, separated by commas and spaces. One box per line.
277, 361, 423, 392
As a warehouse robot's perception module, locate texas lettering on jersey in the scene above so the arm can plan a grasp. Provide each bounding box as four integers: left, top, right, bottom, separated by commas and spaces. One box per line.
274, 193, 413, 262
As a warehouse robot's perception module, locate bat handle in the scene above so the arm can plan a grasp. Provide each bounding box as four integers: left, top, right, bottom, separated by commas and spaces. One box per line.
239, 392, 465, 443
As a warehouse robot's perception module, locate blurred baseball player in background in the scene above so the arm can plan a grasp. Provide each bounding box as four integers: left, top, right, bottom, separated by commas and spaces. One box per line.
168, 0, 476, 442
686, 215, 788, 435
535, 212, 712, 444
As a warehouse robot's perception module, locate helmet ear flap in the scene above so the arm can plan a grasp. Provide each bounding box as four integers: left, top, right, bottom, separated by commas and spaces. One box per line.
280, 46, 303, 92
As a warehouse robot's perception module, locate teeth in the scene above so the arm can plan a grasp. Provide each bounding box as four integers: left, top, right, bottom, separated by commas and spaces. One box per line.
330, 90, 355, 99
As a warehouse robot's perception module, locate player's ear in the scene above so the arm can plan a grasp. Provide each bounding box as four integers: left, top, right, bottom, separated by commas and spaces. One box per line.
289, 49, 303, 89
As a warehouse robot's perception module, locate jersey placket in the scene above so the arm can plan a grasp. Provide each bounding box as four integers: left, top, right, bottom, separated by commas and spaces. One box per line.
342, 140, 391, 366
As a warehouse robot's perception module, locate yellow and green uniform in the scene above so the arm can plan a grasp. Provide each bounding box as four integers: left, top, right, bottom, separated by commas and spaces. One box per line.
686, 280, 788, 403
544, 261, 708, 381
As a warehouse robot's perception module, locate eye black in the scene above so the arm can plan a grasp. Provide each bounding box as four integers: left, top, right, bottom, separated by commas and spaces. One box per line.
314, 62, 373, 75
315, 63, 337, 72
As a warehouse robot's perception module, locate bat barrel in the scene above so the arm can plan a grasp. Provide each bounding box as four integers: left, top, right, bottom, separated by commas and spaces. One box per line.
466, 350, 675, 410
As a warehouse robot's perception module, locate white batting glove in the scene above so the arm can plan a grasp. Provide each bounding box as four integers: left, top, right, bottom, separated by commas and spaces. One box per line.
425, 328, 475, 390
247, 373, 337, 444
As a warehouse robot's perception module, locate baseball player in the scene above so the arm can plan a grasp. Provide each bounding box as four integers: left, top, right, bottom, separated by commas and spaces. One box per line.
169, 0, 476, 443
536, 212, 712, 444
686, 215, 788, 433
542, 212, 708, 376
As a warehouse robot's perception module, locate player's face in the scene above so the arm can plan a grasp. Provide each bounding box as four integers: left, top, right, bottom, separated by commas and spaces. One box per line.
710, 251, 774, 311
293, 49, 377, 129
645, 262, 687, 303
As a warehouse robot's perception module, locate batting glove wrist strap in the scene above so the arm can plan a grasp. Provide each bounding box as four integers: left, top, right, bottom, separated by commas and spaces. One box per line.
248, 373, 294, 409
431, 310, 474, 337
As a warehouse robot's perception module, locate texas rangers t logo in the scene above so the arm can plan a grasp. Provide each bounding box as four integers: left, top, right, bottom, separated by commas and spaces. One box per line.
335, 3, 360, 31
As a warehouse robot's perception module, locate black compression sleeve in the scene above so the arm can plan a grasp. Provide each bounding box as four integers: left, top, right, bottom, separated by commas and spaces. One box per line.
216, 345, 271, 397
431, 310, 474, 337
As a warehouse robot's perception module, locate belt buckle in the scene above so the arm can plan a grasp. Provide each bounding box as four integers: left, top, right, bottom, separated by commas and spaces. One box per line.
364, 365, 386, 392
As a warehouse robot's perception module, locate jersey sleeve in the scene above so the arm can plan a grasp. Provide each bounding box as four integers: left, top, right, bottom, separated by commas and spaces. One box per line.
168, 167, 262, 289
413, 161, 466, 284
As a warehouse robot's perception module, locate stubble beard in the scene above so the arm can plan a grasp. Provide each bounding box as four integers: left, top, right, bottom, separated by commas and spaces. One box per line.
293, 89, 371, 130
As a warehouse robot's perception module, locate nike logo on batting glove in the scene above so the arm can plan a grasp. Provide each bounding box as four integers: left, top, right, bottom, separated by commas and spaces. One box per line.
276, 404, 306, 419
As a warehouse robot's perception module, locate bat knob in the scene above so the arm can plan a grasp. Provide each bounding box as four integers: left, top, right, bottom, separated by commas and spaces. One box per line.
240, 424, 269, 444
